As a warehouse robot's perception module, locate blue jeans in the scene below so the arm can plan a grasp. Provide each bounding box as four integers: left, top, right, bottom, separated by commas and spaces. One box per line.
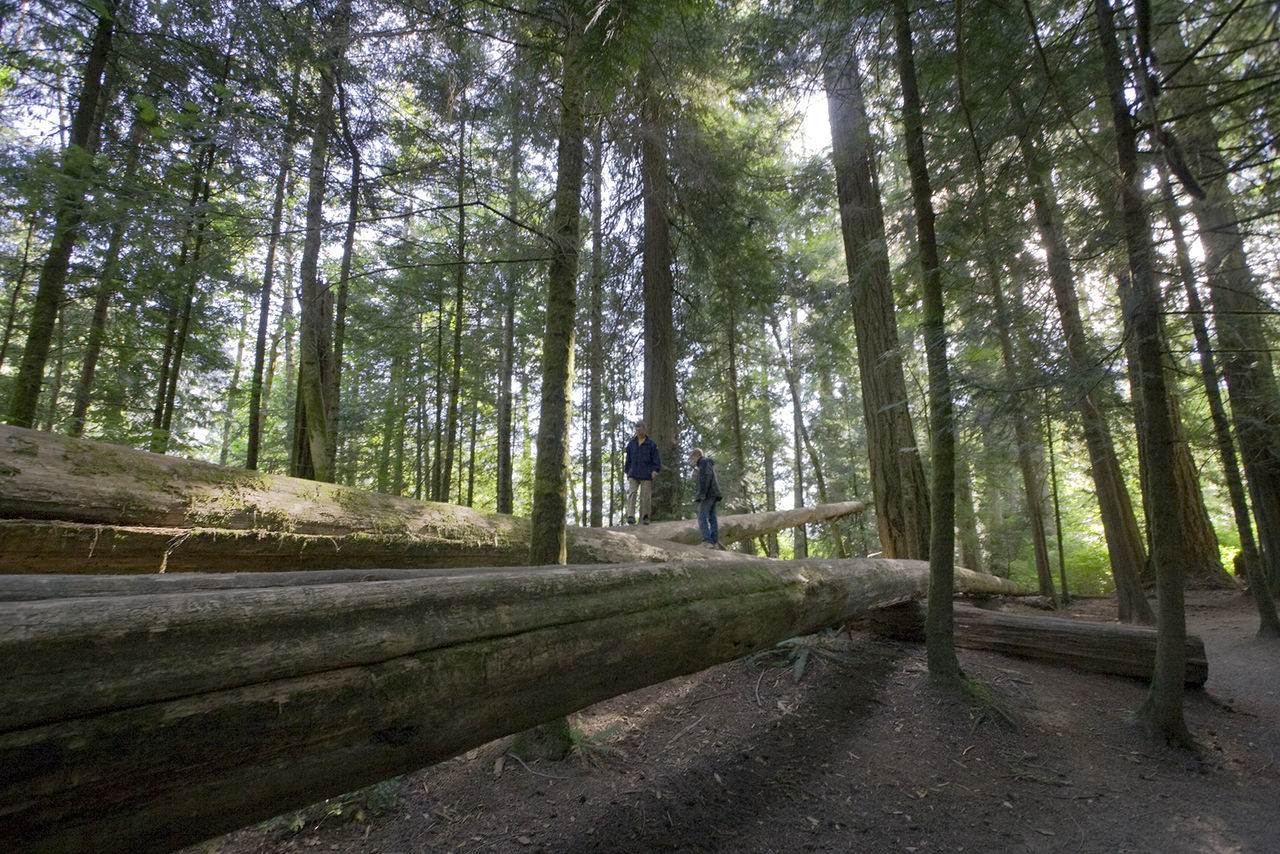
697, 498, 719, 545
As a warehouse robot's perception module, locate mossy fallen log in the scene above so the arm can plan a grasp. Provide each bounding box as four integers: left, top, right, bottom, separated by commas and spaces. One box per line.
0, 559, 1023, 854
0, 426, 863, 572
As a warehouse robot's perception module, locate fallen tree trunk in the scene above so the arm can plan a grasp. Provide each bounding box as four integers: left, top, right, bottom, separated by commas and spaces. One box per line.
0, 559, 1022, 854
859, 602, 1208, 686
0, 518, 675, 573
636, 500, 867, 546
0, 426, 861, 572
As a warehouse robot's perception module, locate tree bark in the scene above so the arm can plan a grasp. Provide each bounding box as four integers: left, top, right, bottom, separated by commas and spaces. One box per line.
5, 0, 116, 428
1007, 84, 1154, 624
442, 106, 469, 504
953, 9, 1051, 592
332, 72, 359, 470
69, 109, 149, 438
1095, 0, 1189, 746
292, 0, 351, 483
247, 64, 300, 470
1150, 1, 1280, 593
862, 602, 1208, 686
0, 221, 37, 375
529, 6, 587, 565
824, 36, 930, 561
588, 117, 605, 527
218, 298, 250, 466
640, 70, 679, 520
893, 0, 962, 684
496, 110, 521, 515
0, 555, 1018, 854
771, 315, 844, 557
1162, 181, 1280, 634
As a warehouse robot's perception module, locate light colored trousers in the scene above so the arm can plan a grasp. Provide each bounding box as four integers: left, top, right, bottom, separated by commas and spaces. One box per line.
626, 477, 652, 521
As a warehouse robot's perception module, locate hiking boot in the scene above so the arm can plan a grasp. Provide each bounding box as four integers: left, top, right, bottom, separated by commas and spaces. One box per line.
641, 516, 650, 525
626, 516, 636, 525
699, 541, 716, 549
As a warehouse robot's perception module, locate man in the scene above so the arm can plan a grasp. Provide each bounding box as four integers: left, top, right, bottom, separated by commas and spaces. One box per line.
624, 420, 661, 524
689, 447, 722, 548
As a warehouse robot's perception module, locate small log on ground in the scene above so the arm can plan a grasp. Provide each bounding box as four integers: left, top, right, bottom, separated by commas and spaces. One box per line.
0, 559, 1022, 854
635, 500, 867, 546
859, 601, 1208, 686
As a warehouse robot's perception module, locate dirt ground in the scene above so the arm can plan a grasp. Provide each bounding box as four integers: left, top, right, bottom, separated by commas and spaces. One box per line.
189, 589, 1280, 854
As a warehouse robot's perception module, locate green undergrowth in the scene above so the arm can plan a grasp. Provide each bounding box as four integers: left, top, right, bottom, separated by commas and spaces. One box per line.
744, 628, 856, 683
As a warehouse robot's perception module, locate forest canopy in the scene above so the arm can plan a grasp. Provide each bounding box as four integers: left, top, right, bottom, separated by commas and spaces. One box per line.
1, 0, 1278, 602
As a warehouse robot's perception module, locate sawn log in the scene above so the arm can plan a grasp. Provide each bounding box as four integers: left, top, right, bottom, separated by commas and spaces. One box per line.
0, 559, 1022, 854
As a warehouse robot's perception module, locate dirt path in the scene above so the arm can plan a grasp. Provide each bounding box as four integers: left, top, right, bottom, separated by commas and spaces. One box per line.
1187, 590, 1280, 721
191, 590, 1280, 854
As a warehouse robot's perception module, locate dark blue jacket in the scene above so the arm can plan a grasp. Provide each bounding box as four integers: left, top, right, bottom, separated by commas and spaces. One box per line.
625, 436, 661, 480
694, 456, 721, 501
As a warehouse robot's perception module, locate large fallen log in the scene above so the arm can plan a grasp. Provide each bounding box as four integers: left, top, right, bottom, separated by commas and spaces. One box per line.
0, 426, 864, 572
0, 559, 1023, 854
0, 517, 677, 573
859, 602, 1208, 686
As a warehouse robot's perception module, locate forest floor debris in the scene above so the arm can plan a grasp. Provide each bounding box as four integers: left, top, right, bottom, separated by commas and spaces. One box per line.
189, 589, 1279, 853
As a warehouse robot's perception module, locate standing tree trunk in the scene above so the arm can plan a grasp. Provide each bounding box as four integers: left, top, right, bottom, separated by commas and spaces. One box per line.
6, 0, 116, 428
723, 298, 750, 511
332, 73, 360, 472
247, 65, 301, 470
1008, 84, 1153, 624
893, 0, 961, 685
1162, 180, 1280, 635
442, 108, 468, 504
218, 297, 250, 466
292, 0, 351, 483
955, 461, 984, 574
152, 48, 233, 455
639, 71, 679, 520
763, 425, 780, 557
824, 34, 930, 561
1117, 287, 1228, 589
69, 109, 149, 438
529, 6, 587, 566
0, 221, 38, 375
771, 316, 845, 558
953, 7, 1052, 593
1150, 2, 1280, 593
496, 106, 521, 515
1095, 0, 1189, 746
587, 118, 605, 527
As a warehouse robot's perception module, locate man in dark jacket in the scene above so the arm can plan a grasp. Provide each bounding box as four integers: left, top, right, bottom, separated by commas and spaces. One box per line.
689, 447, 722, 548
624, 420, 661, 524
